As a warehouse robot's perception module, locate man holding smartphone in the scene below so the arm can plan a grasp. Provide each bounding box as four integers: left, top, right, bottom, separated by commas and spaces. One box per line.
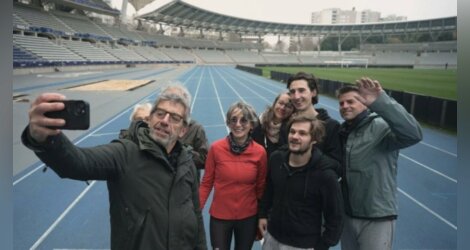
21, 86, 207, 250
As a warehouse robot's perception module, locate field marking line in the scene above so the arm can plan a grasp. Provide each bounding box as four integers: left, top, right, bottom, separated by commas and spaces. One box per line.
190, 66, 205, 111
30, 181, 97, 250
419, 141, 457, 157
208, 66, 230, 134
220, 67, 277, 103
400, 153, 457, 183
398, 188, 457, 230
89, 132, 119, 137
213, 67, 246, 102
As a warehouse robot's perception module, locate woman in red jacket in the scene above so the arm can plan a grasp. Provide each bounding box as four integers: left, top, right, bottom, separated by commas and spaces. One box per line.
199, 101, 268, 250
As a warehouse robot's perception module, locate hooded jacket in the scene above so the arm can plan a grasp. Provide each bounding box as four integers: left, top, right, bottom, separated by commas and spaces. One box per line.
339, 92, 422, 219
22, 121, 207, 250
258, 147, 344, 250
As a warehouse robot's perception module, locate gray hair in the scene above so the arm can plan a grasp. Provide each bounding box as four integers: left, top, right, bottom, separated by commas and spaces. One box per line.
225, 101, 259, 128
161, 84, 192, 113
129, 102, 152, 121
152, 91, 191, 125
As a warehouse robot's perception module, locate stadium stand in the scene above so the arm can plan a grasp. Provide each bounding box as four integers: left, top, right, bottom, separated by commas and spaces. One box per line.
61, 39, 119, 62
95, 23, 134, 40
130, 45, 173, 62
262, 52, 301, 64
159, 47, 196, 62
13, 44, 44, 68
14, 4, 72, 34
225, 50, 266, 64
13, 34, 85, 63
417, 52, 457, 68
51, 11, 112, 39
192, 49, 233, 64
101, 43, 147, 62
12, 1, 457, 70
372, 52, 417, 66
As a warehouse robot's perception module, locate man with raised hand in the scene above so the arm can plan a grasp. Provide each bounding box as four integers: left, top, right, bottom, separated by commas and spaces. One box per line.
337, 77, 422, 250
22, 86, 207, 250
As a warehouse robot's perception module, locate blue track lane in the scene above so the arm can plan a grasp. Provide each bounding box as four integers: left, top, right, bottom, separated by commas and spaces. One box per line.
13, 65, 457, 249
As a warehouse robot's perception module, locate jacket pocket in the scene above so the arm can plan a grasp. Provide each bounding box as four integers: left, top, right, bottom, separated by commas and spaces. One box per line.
123, 208, 150, 250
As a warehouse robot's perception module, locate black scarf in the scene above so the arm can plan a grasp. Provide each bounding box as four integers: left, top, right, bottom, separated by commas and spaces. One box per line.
227, 133, 252, 155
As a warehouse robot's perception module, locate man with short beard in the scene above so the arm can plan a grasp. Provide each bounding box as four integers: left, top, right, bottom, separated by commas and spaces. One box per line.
21, 86, 207, 250
337, 78, 422, 250
258, 115, 344, 250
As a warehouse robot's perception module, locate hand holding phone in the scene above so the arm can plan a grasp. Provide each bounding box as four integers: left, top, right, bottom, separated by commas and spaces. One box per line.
44, 100, 90, 130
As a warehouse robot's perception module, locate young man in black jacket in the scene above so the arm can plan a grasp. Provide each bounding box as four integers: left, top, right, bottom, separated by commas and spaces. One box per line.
22, 87, 207, 250
286, 72, 342, 162
258, 114, 344, 250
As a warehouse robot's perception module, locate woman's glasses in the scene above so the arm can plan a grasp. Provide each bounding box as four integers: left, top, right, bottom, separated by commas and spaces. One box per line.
229, 117, 249, 126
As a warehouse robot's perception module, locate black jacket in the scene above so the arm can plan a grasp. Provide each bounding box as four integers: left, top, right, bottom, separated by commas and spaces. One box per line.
22, 121, 207, 250
252, 121, 288, 158
258, 147, 344, 250
315, 108, 341, 162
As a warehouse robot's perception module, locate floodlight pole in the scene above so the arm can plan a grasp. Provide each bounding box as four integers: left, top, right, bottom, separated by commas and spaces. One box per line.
121, 0, 128, 23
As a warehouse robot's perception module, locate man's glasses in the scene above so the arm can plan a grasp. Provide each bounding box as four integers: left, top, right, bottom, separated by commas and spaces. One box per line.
229, 117, 249, 126
152, 108, 184, 124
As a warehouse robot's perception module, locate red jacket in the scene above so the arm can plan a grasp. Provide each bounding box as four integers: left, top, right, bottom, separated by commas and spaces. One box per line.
199, 138, 267, 220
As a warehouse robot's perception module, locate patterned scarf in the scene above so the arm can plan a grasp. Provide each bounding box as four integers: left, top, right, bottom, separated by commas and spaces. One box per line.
227, 133, 252, 155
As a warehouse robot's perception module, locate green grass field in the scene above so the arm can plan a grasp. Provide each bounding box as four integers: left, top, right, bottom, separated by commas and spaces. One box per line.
259, 67, 457, 100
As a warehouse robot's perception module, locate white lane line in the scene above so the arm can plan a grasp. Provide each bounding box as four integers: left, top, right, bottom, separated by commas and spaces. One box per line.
31, 181, 97, 249
13, 89, 163, 186
400, 153, 457, 183
398, 188, 457, 230
419, 141, 457, 157
220, 68, 275, 103
208, 66, 230, 134
213, 67, 246, 102
190, 66, 205, 112
89, 132, 119, 137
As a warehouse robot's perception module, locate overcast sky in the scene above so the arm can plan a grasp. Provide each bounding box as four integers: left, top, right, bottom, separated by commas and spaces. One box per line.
111, 0, 457, 23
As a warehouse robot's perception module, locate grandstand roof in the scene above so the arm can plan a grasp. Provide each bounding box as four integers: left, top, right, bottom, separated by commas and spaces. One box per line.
138, 0, 456, 37
47, 0, 120, 16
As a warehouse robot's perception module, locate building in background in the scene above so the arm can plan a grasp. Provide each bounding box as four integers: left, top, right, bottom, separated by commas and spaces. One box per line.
311, 8, 406, 24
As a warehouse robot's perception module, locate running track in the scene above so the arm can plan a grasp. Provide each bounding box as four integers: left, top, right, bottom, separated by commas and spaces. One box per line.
13, 65, 457, 249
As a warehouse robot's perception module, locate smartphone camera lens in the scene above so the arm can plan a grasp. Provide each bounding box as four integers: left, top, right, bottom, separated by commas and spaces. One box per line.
74, 102, 86, 116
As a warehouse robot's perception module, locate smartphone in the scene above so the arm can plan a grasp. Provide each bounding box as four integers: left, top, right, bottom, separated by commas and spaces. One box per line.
45, 100, 90, 130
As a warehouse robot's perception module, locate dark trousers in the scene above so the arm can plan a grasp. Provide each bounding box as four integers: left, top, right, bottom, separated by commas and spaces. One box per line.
210, 215, 257, 250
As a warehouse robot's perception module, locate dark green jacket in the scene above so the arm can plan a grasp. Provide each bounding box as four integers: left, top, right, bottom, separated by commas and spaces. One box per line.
22, 121, 207, 250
